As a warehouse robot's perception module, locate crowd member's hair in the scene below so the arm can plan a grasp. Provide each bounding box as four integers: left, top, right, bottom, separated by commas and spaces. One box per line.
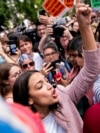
17, 35, 32, 47
55, 37, 65, 58
95, 22, 100, 42
0, 63, 20, 97
67, 36, 83, 57
18, 53, 33, 65
42, 41, 59, 54
35, 20, 46, 27
54, 34, 71, 59
0, 36, 9, 44
13, 70, 59, 112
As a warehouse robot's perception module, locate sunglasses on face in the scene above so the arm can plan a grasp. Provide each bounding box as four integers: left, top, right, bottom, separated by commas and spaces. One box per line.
22, 62, 34, 69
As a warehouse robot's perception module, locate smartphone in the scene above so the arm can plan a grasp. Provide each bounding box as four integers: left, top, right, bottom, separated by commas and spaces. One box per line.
56, 62, 67, 79
44, 60, 60, 69
9, 43, 17, 55
49, 60, 60, 69
9, 39, 17, 55
38, 9, 47, 16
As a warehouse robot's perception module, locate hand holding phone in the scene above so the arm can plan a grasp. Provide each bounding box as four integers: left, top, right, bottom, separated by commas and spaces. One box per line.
41, 62, 53, 76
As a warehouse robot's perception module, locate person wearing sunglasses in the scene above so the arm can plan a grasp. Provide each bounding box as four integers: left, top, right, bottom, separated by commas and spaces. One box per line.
18, 54, 35, 72
18, 53, 53, 79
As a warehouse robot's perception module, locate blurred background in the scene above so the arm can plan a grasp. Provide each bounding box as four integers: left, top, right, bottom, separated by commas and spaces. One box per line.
0, 0, 91, 29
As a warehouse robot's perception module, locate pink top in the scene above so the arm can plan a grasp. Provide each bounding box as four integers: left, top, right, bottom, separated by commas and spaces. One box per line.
54, 48, 100, 133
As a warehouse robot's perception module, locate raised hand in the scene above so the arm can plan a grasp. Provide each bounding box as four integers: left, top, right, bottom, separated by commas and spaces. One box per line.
76, 3, 92, 26
76, 0, 97, 50
41, 62, 53, 76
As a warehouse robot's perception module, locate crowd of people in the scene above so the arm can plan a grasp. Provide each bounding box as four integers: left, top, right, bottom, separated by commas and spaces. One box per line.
0, 1, 100, 133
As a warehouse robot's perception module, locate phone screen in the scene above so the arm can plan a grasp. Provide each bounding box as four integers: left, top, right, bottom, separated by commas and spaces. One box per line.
9, 44, 17, 55
56, 63, 67, 79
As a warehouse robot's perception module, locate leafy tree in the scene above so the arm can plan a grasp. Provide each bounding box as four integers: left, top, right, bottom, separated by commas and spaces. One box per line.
14, 0, 44, 25
0, 1, 11, 26
0, 0, 44, 28
1, 0, 91, 28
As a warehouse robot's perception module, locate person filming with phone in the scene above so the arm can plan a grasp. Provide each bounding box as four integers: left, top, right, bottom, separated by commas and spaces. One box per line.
5, 40, 21, 63
41, 41, 71, 87
0, 36, 20, 64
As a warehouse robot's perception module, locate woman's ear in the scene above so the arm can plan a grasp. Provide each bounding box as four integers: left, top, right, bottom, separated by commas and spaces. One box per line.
28, 98, 34, 105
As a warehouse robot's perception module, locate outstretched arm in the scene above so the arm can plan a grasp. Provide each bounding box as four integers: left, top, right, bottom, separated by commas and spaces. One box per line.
76, 3, 97, 50
57, 2, 100, 104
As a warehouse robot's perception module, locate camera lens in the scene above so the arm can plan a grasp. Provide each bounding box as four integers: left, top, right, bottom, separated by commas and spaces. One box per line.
53, 25, 64, 37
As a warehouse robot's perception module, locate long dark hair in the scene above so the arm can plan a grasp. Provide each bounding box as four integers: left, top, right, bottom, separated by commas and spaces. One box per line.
95, 22, 100, 42
67, 36, 83, 55
13, 70, 59, 112
55, 37, 65, 59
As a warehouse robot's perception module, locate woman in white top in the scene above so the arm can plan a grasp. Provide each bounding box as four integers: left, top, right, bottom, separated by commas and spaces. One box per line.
17, 35, 43, 71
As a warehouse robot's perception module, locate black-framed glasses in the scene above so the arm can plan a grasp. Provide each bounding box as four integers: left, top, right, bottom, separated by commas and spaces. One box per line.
22, 62, 34, 69
44, 52, 57, 57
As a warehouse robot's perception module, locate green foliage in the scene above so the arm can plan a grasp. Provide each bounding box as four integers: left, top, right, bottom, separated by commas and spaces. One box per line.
14, 0, 44, 25
0, 1, 11, 26
0, 0, 91, 28
0, 0, 44, 28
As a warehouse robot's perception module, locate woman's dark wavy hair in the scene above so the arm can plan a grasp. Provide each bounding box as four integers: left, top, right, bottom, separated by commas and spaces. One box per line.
67, 36, 83, 56
13, 70, 59, 112
55, 37, 65, 59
